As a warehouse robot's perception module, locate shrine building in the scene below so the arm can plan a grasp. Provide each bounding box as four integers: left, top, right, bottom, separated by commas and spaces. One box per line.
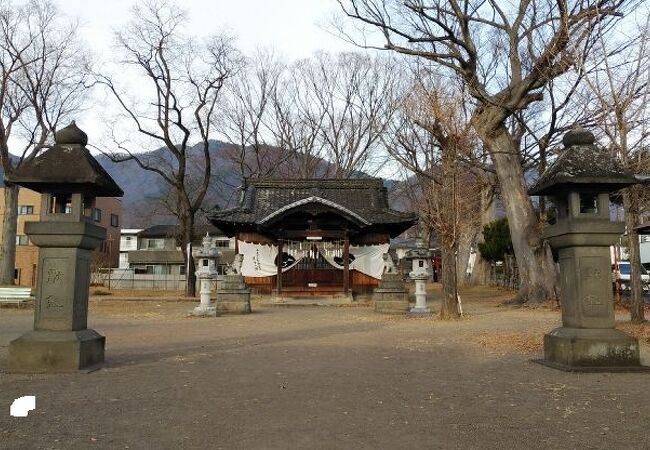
209, 178, 417, 296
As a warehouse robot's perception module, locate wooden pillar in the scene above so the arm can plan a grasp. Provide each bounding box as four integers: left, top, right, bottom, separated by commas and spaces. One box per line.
276, 239, 283, 295
343, 235, 350, 294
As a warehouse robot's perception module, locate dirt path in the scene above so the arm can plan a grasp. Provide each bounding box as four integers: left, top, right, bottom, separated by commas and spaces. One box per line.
1, 287, 649, 449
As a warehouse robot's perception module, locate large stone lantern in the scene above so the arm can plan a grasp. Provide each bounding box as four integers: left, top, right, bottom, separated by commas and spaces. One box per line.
191, 233, 220, 316
7, 122, 123, 372
405, 237, 432, 314
529, 127, 642, 370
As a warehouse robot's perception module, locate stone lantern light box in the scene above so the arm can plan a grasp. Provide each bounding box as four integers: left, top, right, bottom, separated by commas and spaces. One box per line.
529, 126, 645, 371
7, 122, 123, 372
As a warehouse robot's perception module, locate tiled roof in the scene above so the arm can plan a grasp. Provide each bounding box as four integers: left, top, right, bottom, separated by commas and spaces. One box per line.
128, 250, 184, 264
529, 129, 636, 196
209, 178, 417, 235
7, 145, 123, 197
139, 224, 226, 239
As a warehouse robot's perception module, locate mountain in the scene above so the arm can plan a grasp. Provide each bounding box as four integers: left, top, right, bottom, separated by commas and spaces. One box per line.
3, 141, 409, 228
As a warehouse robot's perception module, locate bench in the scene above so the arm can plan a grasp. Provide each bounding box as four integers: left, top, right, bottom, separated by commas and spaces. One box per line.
0, 287, 33, 306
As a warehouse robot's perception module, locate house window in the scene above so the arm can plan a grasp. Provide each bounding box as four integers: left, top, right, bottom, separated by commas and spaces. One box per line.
15, 235, 29, 246
145, 239, 164, 249
17, 205, 34, 215
215, 240, 230, 248
92, 208, 102, 222
179, 264, 186, 275
110, 214, 119, 227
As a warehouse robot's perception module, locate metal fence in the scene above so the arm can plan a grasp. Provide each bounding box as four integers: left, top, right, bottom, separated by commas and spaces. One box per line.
488, 255, 520, 290
96, 268, 187, 291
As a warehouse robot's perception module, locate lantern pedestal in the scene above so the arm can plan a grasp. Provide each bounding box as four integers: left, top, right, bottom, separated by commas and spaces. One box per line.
192, 275, 217, 317
9, 330, 105, 373
374, 273, 409, 314
216, 274, 251, 314
8, 221, 107, 372
192, 274, 217, 317
542, 328, 639, 371
540, 224, 641, 370
410, 275, 431, 314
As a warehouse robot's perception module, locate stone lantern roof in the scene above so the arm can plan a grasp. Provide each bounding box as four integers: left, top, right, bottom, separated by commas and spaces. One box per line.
7, 122, 123, 197
404, 237, 432, 260
528, 127, 636, 196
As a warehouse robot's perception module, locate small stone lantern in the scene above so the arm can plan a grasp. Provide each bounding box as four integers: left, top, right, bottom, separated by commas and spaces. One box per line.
191, 233, 220, 316
7, 122, 123, 372
529, 126, 642, 370
405, 237, 432, 314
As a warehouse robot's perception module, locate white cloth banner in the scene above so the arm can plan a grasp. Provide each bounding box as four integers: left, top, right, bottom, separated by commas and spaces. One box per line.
238, 241, 278, 277
318, 243, 389, 280
238, 240, 389, 279
349, 244, 390, 280
238, 240, 307, 277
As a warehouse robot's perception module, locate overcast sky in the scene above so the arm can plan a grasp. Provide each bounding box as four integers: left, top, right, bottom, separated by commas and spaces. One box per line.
49, 0, 358, 148
59, 0, 353, 59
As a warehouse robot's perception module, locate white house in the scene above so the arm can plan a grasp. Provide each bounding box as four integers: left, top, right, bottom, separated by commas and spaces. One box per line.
119, 228, 143, 269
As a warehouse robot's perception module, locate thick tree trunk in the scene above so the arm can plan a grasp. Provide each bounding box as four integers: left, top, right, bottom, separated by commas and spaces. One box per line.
181, 213, 197, 298
470, 183, 495, 285
0, 184, 19, 285
474, 123, 557, 303
456, 228, 476, 287
623, 188, 645, 323
438, 141, 461, 319
440, 243, 460, 319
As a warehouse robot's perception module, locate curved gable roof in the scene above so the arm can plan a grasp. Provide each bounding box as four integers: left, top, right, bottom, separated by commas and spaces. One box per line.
259, 196, 371, 226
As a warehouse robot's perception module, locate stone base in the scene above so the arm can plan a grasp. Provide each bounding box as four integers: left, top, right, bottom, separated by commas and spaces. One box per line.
8, 329, 105, 373
374, 274, 409, 314
409, 306, 431, 315
217, 274, 251, 314
374, 289, 409, 314
191, 305, 217, 317
264, 293, 353, 307
216, 291, 251, 314
543, 327, 642, 370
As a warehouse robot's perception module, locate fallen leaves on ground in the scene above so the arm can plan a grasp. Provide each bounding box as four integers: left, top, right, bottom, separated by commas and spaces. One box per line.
473, 331, 544, 354
616, 322, 650, 344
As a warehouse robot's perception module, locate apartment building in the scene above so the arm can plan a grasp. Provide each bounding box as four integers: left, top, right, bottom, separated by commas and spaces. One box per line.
0, 185, 122, 286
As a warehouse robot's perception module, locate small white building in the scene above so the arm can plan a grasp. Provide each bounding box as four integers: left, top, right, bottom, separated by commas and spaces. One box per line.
119, 228, 143, 268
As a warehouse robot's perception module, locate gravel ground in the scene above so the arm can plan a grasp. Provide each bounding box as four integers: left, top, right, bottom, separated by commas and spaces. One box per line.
1, 286, 650, 450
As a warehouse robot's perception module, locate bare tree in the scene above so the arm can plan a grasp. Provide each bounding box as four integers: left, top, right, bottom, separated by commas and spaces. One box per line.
386, 72, 483, 319
95, 0, 241, 296
337, 0, 632, 303
583, 12, 650, 322
0, 0, 89, 285
220, 51, 399, 181
298, 52, 398, 177
219, 51, 295, 179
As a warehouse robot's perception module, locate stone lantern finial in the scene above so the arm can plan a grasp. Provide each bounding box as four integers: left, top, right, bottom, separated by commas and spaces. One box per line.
55, 121, 88, 146
562, 125, 595, 148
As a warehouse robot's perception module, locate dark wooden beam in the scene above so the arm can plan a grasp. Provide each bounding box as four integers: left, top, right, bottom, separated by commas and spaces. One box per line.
276, 239, 283, 295
343, 234, 350, 295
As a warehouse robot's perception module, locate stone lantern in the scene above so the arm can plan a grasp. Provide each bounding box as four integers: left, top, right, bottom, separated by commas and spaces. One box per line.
405, 237, 432, 314
529, 126, 642, 370
7, 122, 123, 372
191, 233, 220, 316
